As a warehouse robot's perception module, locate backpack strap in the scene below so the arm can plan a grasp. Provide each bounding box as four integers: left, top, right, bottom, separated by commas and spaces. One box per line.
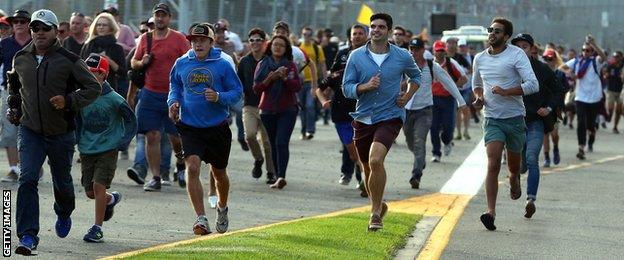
426, 59, 434, 80
146, 32, 153, 54
444, 57, 459, 82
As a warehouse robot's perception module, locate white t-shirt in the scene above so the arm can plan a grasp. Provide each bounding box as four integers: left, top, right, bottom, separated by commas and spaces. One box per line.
370, 52, 388, 67
472, 44, 539, 119
565, 57, 604, 103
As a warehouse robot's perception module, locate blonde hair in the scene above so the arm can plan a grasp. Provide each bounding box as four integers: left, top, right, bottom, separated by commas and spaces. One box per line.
546, 47, 564, 68
86, 12, 119, 43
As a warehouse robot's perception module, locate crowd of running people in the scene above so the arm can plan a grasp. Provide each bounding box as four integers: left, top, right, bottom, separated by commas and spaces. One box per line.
0, 3, 622, 255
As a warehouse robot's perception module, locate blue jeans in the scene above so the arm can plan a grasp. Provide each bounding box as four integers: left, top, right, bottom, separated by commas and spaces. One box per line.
522, 120, 544, 201
430, 96, 456, 156
298, 82, 316, 135
16, 126, 76, 242
133, 132, 172, 179
261, 108, 298, 179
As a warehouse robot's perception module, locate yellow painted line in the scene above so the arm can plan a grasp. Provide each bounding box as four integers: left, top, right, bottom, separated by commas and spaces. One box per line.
102, 192, 457, 259
417, 195, 472, 260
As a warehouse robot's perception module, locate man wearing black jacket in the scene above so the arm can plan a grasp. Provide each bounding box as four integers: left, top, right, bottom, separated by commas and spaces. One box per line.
511, 33, 561, 219
316, 24, 368, 197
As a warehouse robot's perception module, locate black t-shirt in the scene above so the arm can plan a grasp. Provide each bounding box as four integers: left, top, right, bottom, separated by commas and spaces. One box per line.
62, 36, 84, 56
452, 53, 471, 71
318, 48, 356, 123
237, 54, 263, 107
323, 42, 339, 69
606, 63, 623, 93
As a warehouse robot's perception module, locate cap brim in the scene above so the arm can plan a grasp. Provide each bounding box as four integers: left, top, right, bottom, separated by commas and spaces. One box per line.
153, 9, 170, 14
186, 35, 213, 41
30, 19, 54, 27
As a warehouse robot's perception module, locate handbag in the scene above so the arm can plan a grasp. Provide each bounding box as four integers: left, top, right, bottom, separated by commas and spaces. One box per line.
128, 32, 152, 88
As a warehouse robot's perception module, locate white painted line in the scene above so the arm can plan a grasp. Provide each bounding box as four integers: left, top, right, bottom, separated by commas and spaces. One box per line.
440, 139, 487, 195
394, 216, 441, 260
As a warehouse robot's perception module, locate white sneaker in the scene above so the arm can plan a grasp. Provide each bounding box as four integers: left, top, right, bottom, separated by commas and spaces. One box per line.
1, 170, 18, 183
443, 144, 452, 156
208, 196, 218, 209
431, 155, 441, 163
161, 180, 172, 186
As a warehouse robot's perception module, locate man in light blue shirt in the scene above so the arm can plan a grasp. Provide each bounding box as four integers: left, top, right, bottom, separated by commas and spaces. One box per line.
342, 13, 421, 232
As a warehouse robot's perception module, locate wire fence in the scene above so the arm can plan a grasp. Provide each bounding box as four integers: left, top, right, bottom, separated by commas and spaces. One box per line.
2, 0, 623, 51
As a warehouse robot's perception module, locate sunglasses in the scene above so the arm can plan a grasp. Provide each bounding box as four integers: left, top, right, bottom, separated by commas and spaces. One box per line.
96, 23, 110, 27
12, 19, 29, 25
30, 25, 53, 33
486, 27, 504, 34
543, 57, 553, 61
249, 38, 264, 43
58, 30, 66, 34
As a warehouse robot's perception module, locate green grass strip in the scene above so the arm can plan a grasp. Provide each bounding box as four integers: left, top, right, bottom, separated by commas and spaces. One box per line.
127, 212, 421, 260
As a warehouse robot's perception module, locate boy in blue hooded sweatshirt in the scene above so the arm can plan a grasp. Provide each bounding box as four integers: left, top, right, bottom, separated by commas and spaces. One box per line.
78, 54, 137, 242
167, 23, 242, 235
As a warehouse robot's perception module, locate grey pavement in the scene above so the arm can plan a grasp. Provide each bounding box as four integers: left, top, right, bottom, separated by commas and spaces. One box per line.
443, 123, 624, 259
1, 118, 484, 259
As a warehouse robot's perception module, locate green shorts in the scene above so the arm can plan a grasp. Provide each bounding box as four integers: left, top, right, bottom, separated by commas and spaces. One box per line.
80, 150, 118, 191
483, 116, 526, 154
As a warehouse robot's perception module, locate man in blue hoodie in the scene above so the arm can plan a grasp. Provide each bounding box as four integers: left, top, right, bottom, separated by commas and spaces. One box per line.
168, 23, 242, 235
77, 54, 137, 242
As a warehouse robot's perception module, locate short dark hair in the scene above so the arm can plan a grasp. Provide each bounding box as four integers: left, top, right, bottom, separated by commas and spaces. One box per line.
491, 17, 513, 37
406, 29, 413, 35
248, 27, 266, 39
301, 26, 312, 32
370, 13, 393, 29
265, 35, 294, 61
59, 21, 69, 28
393, 26, 406, 34
351, 24, 367, 33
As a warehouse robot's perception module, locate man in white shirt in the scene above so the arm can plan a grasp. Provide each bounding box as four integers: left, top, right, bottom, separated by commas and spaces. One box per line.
472, 17, 538, 231
560, 35, 606, 160
404, 38, 466, 189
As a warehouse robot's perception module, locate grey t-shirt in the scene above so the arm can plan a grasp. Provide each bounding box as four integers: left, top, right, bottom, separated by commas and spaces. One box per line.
472, 44, 539, 119
406, 60, 466, 110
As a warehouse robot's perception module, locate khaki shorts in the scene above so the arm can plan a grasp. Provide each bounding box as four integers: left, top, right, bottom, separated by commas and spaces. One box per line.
606, 90, 623, 104
81, 150, 118, 191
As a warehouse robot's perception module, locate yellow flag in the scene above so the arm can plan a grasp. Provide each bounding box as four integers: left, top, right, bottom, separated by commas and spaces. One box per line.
356, 4, 374, 25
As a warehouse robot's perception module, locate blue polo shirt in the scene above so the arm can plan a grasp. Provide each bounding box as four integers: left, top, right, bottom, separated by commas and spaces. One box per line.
342, 42, 421, 124
1, 36, 31, 87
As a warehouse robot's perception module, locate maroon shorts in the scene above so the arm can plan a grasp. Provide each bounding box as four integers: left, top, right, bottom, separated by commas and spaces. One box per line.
352, 118, 403, 163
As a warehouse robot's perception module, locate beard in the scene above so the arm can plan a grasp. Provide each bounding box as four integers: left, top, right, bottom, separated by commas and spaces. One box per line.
489, 37, 505, 48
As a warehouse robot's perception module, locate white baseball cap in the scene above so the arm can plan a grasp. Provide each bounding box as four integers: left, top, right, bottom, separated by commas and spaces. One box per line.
30, 9, 59, 27
458, 38, 467, 46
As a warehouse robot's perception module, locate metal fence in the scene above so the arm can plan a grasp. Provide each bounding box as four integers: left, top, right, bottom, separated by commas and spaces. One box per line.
2, 0, 623, 51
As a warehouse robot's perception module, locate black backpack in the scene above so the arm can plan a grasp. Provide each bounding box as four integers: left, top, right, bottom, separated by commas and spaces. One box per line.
127, 32, 152, 88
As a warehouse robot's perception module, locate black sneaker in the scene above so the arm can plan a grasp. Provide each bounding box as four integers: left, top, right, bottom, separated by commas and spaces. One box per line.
127, 167, 145, 185
144, 178, 161, 191
252, 160, 263, 179
266, 172, 277, 185
238, 139, 249, 151
409, 177, 420, 189
306, 133, 314, 140
576, 149, 586, 160
104, 191, 121, 221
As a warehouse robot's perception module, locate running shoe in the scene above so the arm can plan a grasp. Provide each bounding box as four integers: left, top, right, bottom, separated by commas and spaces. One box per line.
127, 167, 145, 185
15, 234, 37, 255
524, 200, 536, 219
193, 215, 211, 235
144, 178, 161, 191
431, 155, 441, 163
55, 216, 72, 238
83, 225, 104, 243
0, 170, 18, 182
443, 144, 452, 156
252, 160, 263, 179
543, 157, 551, 168
368, 214, 383, 231
339, 175, 351, 185
104, 191, 121, 221
553, 148, 561, 165
215, 207, 229, 234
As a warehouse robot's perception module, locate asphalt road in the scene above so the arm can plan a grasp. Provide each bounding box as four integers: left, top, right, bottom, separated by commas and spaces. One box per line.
2, 118, 485, 259
443, 122, 624, 259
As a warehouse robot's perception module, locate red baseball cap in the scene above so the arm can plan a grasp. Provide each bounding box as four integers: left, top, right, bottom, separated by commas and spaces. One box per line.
85, 53, 109, 76
433, 40, 446, 52
542, 49, 556, 59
